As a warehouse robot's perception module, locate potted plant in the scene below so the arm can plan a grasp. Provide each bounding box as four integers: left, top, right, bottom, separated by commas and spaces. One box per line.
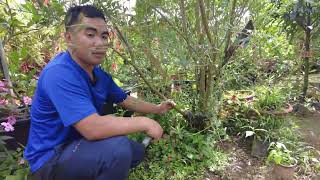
267, 142, 298, 180
244, 126, 270, 158
1, 79, 31, 149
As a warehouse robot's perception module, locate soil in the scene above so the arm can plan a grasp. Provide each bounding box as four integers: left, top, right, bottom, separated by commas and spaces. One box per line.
207, 138, 271, 180
294, 112, 320, 150
206, 112, 320, 180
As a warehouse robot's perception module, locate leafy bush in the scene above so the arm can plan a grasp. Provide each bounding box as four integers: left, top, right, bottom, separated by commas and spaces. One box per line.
221, 86, 290, 142
0, 80, 31, 180
129, 129, 228, 179
267, 142, 297, 166
0, 147, 30, 180
254, 86, 288, 111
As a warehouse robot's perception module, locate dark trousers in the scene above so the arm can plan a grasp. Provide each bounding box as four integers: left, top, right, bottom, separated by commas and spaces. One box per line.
33, 136, 145, 180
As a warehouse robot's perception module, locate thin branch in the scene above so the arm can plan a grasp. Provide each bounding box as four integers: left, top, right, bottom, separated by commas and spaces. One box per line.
179, 0, 187, 34
152, 7, 203, 58
223, 0, 237, 65
111, 48, 187, 117
106, 7, 193, 118
198, 0, 213, 45
10, 28, 41, 38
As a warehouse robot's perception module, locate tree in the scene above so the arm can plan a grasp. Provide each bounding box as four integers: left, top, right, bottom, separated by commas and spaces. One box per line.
97, 0, 262, 130
275, 0, 320, 100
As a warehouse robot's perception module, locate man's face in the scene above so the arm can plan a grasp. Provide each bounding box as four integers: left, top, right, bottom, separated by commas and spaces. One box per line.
65, 16, 109, 66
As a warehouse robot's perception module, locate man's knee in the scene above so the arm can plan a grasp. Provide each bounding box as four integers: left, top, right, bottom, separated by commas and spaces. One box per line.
99, 136, 133, 168
101, 136, 146, 169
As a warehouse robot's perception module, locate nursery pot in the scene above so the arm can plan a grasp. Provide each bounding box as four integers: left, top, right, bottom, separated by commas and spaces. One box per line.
0, 118, 30, 150
251, 136, 269, 158
273, 158, 298, 180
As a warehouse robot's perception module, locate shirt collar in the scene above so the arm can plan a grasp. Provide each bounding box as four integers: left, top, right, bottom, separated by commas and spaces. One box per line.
65, 50, 98, 85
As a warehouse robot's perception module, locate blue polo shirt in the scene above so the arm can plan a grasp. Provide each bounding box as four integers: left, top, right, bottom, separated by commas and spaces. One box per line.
24, 51, 127, 173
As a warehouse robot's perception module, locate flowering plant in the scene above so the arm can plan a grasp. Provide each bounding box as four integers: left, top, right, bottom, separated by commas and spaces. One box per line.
0, 79, 31, 134
0, 79, 32, 179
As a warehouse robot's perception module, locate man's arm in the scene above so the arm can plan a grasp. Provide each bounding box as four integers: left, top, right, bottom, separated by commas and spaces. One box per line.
74, 96, 174, 141
118, 96, 175, 115
43, 66, 164, 141
74, 113, 163, 141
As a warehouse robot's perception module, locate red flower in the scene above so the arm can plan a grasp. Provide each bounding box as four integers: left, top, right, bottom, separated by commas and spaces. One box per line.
44, 0, 49, 6
111, 63, 118, 71
231, 95, 237, 101
115, 40, 121, 50
20, 61, 30, 73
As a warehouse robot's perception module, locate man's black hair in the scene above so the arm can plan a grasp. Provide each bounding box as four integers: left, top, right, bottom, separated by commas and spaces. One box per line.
65, 5, 106, 31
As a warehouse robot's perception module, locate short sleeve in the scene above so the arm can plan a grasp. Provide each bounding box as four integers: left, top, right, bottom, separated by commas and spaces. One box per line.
42, 66, 97, 127
106, 75, 127, 104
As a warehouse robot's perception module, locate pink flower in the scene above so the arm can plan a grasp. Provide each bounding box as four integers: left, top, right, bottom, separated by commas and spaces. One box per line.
6, 115, 16, 125
0, 81, 8, 92
0, 80, 5, 87
18, 159, 25, 165
1, 122, 14, 132
0, 87, 8, 92
23, 96, 32, 105
0, 99, 8, 106
33, 75, 39, 80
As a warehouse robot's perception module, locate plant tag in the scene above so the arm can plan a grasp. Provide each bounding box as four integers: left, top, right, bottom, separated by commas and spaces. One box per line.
245, 131, 255, 138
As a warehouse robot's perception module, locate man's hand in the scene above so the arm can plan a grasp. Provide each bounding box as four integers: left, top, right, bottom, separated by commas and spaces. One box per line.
156, 99, 176, 115
119, 96, 175, 115
142, 117, 163, 140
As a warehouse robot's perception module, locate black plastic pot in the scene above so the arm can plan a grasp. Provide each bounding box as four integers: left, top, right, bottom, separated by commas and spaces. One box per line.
251, 136, 269, 158
0, 118, 30, 150
0, 90, 134, 150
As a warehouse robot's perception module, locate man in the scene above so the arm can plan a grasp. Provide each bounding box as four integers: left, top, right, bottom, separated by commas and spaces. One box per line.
24, 5, 174, 180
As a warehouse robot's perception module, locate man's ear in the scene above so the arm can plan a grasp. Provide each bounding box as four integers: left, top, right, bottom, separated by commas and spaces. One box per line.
64, 31, 76, 49
64, 31, 72, 44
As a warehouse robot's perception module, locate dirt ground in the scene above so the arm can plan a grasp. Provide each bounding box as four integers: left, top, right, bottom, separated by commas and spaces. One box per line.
206, 112, 320, 180
295, 112, 320, 150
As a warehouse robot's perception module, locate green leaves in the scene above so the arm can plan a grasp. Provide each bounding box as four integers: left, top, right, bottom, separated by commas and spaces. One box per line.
0, 144, 30, 180
267, 142, 297, 166
0, 136, 14, 145
129, 128, 228, 179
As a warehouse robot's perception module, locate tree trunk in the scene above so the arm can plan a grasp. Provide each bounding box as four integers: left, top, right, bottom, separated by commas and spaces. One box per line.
0, 54, 3, 79
0, 40, 15, 104
179, 0, 187, 34
302, 3, 312, 99
224, 0, 237, 63
197, 0, 210, 113
194, 1, 206, 112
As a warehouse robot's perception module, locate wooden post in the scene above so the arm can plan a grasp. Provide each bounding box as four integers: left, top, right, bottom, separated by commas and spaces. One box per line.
0, 40, 15, 104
